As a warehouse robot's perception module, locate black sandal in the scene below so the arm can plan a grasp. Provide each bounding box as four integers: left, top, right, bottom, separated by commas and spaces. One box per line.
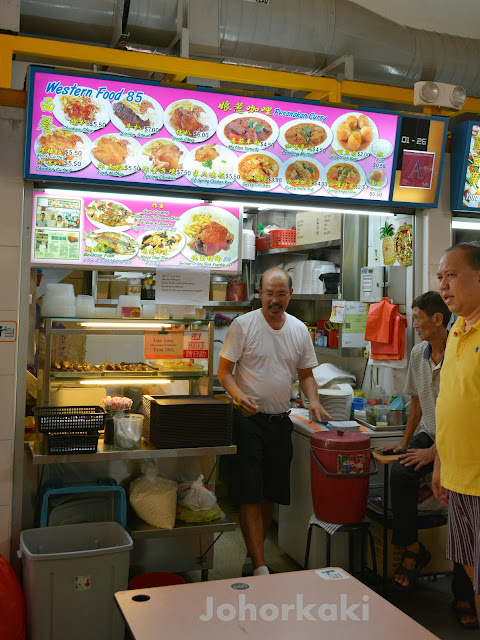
452, 600, 479, 630
393, 542, 431, 590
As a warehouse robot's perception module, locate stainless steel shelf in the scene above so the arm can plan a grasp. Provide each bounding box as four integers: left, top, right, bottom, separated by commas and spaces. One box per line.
129, 511, 236, 539
203, 301, 252, 307
254, 293, 339, 300
256, 239, 341, 255
315, 346, 341, 354
26, 438, 237, 464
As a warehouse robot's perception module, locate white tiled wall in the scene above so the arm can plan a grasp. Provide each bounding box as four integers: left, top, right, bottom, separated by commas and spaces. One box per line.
0, 106, 25, 561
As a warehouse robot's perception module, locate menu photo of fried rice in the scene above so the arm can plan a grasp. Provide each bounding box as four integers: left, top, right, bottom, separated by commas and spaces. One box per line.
35, 128, 91, 172
53, 94, 110, 131
164, 99, 218, 143
110, 94, 164, 136
90, 133, 142, 176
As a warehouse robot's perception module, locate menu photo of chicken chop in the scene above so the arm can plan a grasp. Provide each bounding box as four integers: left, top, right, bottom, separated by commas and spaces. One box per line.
178, 206, 238, 265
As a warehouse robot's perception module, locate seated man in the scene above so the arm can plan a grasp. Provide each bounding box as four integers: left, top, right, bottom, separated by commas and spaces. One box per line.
386, 292, 476, 627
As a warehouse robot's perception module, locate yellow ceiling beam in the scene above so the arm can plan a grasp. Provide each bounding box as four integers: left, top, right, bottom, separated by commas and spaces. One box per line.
2, 34, 480, 115
0, 34, 338, 96
340, 80, 414, 104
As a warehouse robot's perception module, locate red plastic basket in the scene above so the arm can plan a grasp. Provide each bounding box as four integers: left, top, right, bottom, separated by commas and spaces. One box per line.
269, 229, 297, 248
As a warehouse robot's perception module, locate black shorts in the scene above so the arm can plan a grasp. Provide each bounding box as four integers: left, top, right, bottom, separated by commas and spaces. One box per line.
229, 410, 294, 506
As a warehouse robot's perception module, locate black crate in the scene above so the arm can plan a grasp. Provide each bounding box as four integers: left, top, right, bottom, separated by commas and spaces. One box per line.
142, 395, 233, 449
33, 406, 106, 433
44, 432, 99, 454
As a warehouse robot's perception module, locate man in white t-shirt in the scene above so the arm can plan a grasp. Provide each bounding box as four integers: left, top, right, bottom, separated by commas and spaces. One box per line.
218, 267, 331, 577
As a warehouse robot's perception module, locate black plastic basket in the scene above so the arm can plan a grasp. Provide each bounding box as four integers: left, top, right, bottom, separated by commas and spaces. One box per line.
45, 432, 99, 454
33, 406, 105, 434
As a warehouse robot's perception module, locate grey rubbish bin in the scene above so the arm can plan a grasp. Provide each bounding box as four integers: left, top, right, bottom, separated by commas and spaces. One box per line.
20, 521, 133, 640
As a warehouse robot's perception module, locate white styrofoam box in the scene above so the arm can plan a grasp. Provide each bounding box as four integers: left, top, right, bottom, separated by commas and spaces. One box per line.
291, 260, 307, 294
0, 439, 13, 506
0, 375, 15, 439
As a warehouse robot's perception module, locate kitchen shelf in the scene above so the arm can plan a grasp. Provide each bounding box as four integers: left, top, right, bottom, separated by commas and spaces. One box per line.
203, 301, 252, 307
129, 511, 236, 539
254, 293, 339, 300
26, 437, 237, 464
256, 239, 341, 255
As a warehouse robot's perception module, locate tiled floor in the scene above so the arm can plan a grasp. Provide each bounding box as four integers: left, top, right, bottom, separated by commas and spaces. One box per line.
184, 501, 477, 640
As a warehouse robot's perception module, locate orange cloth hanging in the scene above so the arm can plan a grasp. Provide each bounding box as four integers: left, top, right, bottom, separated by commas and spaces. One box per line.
364, 297, 398, 344
370, 313, 407, 360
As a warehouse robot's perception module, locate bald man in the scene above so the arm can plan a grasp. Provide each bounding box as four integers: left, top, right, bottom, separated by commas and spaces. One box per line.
218, 268, 331, 577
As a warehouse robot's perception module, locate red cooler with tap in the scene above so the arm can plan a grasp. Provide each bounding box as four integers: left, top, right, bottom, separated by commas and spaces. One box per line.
310, 430, 374, 524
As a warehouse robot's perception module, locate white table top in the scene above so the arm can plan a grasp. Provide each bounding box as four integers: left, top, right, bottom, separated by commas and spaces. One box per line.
115, 568, 440, 640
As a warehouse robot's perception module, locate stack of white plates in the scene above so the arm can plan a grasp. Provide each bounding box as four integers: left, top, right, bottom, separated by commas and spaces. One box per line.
301, 387, 353, 421
242, 229, 256, 260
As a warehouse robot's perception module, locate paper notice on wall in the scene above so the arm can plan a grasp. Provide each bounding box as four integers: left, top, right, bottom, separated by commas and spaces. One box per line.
296, 211, 342, 245
330, 300, 345, 323
342, 301, 368, 348
156, 267, 210, 304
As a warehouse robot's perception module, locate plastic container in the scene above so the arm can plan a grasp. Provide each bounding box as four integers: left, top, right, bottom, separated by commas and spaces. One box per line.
128, 572, 186, 590
19, 522, 133, 640
351, 397, 367, 412
113, 413, 144, 449
269, 229, 297, 248
310, 430, 374, 524
75, 295, 95, 317
255, 234, 271, 251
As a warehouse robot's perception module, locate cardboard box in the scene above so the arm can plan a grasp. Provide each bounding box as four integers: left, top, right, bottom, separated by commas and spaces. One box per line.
109, 281, 126, 299
367, 520, 452, 578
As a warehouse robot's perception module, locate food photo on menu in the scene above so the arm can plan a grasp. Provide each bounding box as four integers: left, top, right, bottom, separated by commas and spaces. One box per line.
27, 68, 399, 202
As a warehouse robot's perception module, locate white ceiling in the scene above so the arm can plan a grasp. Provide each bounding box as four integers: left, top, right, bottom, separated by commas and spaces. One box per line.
351, 0, 479, 39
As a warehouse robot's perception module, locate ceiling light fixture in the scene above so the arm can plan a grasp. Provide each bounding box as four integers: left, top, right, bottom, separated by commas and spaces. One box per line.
79, 379, 171, 385
79, 322, 172, 329
414, 81, 466, 110
452, 219, 480, 230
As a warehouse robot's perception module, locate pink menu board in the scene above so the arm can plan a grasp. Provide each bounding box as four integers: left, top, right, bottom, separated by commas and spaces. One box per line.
31, 190, 240, 271
25, 67, 399, 203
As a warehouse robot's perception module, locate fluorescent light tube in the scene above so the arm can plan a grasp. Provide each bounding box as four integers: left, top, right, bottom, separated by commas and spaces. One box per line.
79, 379, 171, 385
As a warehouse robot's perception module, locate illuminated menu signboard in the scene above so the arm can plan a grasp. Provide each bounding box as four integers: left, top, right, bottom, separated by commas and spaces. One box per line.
31, 190, 241, 272
450, 120, 480, 212
24, 67, 400, 204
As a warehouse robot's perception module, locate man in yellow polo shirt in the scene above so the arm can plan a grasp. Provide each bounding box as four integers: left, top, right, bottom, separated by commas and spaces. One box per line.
434, 241, 480, 618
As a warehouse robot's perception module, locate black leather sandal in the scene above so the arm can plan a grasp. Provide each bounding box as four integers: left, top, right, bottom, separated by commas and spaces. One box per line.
393, 542, 431, 590
452, 600, 479, 630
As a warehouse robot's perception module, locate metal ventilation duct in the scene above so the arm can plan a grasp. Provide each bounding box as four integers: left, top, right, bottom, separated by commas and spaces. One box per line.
19, 0, 480, 98
20, 0, 123, 46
